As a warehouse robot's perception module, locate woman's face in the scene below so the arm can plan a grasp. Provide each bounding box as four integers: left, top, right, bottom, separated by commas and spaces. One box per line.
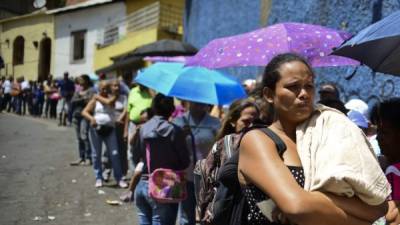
110, 81, 120, 94
266, 61, 315, 124
78, 77, 87, 88
234, 106, 259, 133
98, 82, 108, 97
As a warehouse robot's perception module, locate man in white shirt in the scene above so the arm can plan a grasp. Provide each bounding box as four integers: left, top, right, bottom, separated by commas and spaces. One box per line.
20, 76, 31, 115
2, 76, 13, 112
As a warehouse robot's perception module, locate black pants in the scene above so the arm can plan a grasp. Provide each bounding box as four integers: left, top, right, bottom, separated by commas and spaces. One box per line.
2, 93, 12, 112
49, 99, 58, 119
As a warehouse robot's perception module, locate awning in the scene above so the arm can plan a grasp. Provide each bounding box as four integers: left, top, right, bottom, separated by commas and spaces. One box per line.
96, 55, 142, 74
131, 39, 197, 56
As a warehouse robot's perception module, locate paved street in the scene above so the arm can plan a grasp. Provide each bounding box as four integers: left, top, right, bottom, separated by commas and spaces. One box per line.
0, 113, 138, 225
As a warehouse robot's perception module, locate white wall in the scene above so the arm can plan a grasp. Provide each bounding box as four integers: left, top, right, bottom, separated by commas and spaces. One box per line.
54, 2, 125, 78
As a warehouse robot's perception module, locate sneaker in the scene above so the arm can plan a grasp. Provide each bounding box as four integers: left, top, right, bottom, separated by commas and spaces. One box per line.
69, 159, 84, 166
95, 179, 103, 188
103, 171, 111, 183
118, 180, 128, 189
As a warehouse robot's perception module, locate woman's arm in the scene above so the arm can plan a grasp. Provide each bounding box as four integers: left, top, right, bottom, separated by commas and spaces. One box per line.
118, 108, 127, 124
326, 193, 388, 222
239, 130, 371, 225
94, 94, 117, 106
81, 97, 97, 127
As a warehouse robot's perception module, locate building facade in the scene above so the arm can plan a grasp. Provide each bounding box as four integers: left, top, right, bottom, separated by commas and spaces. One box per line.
51, 1, 126, 78
93, 0, 184, 75
0, 10, 54, 81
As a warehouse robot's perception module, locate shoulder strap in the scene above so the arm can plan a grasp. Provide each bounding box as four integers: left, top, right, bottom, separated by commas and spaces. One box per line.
258, 128, 286, 155
239, 124, 287, 156
182, 114, 197, 162
145, 142, 151, 174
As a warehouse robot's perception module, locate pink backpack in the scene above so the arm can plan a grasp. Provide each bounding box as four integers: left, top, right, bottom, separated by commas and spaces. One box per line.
146, 143, 187, 203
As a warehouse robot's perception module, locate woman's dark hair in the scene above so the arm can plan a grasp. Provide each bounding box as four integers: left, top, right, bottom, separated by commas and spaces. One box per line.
262, 53, 313, 90
216, 98, 260, 140
80, 74, 93, 87
374, 98, 400, 130
151, 93, 175, 118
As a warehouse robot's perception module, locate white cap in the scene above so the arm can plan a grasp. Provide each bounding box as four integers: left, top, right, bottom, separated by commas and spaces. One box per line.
345, 99, 369, 119
243, 79, 256, 86
347, 110, 369, 129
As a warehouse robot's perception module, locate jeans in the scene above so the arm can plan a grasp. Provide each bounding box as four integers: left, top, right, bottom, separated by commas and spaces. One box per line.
13, 95, 22, 114
179, 181, 196, 225
89, 127, 123, 182
44, 98, 51, 117
59, 98, 72, 125
103, 123, 128, 177
135, 180, 179, 225
73, 116, 91, 161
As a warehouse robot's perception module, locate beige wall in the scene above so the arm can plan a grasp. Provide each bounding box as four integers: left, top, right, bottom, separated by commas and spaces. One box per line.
0, 13, 54, 81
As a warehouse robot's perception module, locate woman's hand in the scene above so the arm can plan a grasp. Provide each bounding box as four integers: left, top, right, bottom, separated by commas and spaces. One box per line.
90, 118, 97, 127
386, 201, 400, 225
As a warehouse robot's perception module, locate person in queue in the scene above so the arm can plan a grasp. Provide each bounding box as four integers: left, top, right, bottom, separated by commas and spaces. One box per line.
132, 93, 190, 225
197, 98, 261, 223
375, 98, 400, 225
173, 101, 220, 225
237, 53, 391, 225
81, 80, 127, 188
94, 79, 129, 181
215, 98, 260, 141
70, 74, 95, 166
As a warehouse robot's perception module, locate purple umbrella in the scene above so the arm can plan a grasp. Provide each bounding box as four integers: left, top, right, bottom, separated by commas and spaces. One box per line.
186, 22, 359, 68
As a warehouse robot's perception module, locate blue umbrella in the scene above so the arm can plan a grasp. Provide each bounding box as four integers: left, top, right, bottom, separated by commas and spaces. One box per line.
332, 11, 400, 75
88, 72, 99, 81
135, 62, 247, 105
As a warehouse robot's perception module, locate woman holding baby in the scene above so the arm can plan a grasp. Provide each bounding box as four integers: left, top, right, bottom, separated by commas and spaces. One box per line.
237, 53, 395, 225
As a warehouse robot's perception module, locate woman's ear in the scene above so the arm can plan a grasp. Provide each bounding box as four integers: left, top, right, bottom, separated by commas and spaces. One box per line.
263, 87, 274, 104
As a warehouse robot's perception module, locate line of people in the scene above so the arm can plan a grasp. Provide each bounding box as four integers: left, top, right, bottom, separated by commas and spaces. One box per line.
3, 54, 400, 225
0, 72, 77, 124
118, 54, 400, 225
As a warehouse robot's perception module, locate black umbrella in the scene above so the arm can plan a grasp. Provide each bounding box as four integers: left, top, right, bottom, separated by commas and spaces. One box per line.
131, 39, 198, 56
332, 11, 400, 75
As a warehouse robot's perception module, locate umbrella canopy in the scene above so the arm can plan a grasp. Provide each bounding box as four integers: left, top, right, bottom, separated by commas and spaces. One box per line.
186, 22, 358, 68
88, 72, 99, 81
135, 63, 247, 105
131, 39, 198, 57
332, 11, 400, 75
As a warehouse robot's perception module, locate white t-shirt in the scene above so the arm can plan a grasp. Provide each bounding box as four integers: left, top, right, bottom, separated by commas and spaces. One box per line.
21, 81, 30, 90
2, 80, 11, 94
94, 101, 114, 126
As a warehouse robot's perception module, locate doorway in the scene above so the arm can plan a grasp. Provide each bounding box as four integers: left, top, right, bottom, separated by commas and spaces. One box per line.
38, 38, 51, 82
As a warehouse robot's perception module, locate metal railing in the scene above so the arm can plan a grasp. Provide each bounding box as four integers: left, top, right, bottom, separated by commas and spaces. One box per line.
98, 1, 183, 47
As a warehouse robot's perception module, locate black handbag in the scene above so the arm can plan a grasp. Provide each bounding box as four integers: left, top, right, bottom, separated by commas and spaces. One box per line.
96, 125, 113, 137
